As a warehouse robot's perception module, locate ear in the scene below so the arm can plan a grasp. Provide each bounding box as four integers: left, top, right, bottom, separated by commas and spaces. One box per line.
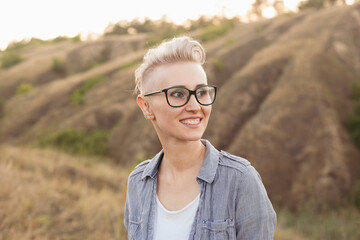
137, 95, 154, 119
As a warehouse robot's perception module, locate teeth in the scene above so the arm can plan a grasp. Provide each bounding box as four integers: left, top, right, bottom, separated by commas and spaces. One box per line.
181, 118, 200, 125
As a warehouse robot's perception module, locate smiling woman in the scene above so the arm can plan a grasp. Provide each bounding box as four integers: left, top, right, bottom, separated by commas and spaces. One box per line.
124, 36, 277, 240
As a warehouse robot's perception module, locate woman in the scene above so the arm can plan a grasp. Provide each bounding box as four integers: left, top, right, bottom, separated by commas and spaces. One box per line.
124, 36, 276, 240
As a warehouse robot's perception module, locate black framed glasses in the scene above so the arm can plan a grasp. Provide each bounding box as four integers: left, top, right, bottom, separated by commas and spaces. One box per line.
144, 85, 217, 107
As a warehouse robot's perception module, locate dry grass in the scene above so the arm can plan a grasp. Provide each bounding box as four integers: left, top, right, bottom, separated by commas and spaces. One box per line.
1, 145, 357, 239
274, 227, 309, 240
1, 5, 360, 238
0, 145, 128, 240
276, 206, 360, 240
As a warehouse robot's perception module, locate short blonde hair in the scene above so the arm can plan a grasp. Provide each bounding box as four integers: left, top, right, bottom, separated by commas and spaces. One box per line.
134, 36, 206, 94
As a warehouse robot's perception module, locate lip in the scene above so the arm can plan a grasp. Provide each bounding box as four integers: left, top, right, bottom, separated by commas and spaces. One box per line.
179, 117, 203, 127
179, 116, 203, 121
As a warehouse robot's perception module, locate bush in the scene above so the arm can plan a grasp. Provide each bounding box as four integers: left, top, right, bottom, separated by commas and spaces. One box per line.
225, 37, 236, 47
71, 34, 81, 42
38, 129, 110, 156
85, 61, 99, 70
200, 23, 234, 43
351, 81, 360, 100
346, 81, 360, 149
71, 75, 107, 106
6, 40, 28, 51
51, 57, 66, 73
351, 180, 360, 209
16, 83, 34, 96
298, 0, 324, 9
51, 36, 68, 43
119, 59, 141, 71
347, 103, 360, 148
146, 28, 187, 48
1, 51, 23, 69
213, 58, 224, 72
0, 99, 4, 119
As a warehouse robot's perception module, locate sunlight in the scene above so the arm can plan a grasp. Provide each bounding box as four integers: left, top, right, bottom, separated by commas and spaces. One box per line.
263, 6, 277, 18
1, 0, 352, 50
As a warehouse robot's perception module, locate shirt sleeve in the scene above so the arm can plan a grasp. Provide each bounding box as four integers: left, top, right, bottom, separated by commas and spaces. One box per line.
235, 166, 277, 240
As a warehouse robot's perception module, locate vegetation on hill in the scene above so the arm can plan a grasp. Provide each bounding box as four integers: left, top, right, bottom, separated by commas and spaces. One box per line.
15, 83, 34, 96
104, 15, 238, 47
38, 129, 110, 157
1, 3, 360, 239
0, 145, 128, 240
104, 15, 238, 37
0, 99, 4, 120
298, 0, 349, 10
346, 81, 360, 149
4, 35, 81, 52
51, 57, 67, 74
276, 204, 360, 240
0, 50, 22, 69
71, 75, 108, 106
0, 145, 358, 240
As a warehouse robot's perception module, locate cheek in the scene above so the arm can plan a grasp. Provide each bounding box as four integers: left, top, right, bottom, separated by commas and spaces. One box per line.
152, 102, 180, 120
203, 106, 212, 117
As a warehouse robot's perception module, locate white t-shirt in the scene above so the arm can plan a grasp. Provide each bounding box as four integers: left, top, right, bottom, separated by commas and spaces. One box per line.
153, 194, 200, 240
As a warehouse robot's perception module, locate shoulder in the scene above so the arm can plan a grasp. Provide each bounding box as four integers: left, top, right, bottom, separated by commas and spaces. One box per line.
218, 150, 252, 174
217, 150, 263, 187
128, 160, 151, 179
218, 151, 270, 200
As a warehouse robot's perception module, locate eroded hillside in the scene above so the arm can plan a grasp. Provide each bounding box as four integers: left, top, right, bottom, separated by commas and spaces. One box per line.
1, 4, 360, 207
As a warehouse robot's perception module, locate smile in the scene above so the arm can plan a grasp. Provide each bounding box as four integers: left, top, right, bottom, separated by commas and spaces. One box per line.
180, 118, 201, 125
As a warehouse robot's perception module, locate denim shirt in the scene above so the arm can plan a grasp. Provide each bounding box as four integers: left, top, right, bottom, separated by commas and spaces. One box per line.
124, 140, 277, 240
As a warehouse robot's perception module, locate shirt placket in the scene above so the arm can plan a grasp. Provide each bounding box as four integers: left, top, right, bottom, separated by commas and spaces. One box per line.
188, 179, 206, 240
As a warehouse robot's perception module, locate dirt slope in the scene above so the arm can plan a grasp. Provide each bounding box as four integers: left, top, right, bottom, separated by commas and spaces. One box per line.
1, 4, 360, 207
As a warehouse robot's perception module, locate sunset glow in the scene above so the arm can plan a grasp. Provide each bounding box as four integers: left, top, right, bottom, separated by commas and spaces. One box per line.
0, 0, 329, 50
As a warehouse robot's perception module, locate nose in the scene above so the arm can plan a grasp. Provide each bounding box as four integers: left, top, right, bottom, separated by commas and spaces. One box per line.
185, 94, 201, 111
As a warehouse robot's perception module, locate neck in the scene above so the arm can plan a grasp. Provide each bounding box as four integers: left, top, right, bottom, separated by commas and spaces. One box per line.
160, 139, 206, 176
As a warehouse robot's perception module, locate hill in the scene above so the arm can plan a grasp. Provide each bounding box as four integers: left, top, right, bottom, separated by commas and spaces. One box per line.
2, 144, 327, 240
0, 144, 128, 239
1, 4, 360, 208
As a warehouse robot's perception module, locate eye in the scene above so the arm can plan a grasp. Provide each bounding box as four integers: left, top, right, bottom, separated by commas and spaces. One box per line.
196, 87, 208, 97
169, 88, 187, 98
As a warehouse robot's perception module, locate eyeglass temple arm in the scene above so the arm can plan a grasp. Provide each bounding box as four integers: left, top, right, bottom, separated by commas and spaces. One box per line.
143, 90, 163, 96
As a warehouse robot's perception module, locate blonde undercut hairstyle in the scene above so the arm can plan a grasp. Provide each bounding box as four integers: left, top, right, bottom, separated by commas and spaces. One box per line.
134, 36, 206, 95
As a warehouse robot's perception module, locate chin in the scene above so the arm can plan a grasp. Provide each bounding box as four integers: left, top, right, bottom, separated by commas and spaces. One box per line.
179, 134, 204, 142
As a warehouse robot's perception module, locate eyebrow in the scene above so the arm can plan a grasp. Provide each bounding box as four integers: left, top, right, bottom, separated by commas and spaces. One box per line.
170, 84, 208, 88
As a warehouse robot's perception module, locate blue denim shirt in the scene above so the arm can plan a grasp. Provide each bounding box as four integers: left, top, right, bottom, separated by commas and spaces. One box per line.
124, 140, 276, 240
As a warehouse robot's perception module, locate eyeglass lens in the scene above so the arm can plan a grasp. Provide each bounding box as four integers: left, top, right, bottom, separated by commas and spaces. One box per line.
167, 86, 216, 107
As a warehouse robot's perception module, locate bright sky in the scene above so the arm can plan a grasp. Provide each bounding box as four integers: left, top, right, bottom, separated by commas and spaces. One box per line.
0, 0, 306, 50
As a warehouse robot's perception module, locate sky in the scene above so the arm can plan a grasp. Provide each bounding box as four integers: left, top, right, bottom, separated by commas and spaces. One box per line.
0, 0, 308, 50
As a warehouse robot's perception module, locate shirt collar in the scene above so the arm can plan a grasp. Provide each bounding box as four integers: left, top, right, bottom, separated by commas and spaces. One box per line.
197, 139, 219, 183
141, 150, 163, 181
141, 139, 219, 183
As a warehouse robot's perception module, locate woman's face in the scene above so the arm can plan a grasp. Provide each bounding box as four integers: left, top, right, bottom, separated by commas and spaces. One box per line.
139, 62, 212, 144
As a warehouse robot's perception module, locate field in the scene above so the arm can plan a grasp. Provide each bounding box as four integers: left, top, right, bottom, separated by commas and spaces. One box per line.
0, 145, 128, 240
1, 144, 359, 239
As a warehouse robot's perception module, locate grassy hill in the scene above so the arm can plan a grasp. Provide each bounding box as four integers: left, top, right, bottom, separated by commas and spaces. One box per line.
1, 3, 360, 238
0, 145, 128, 239
0, 144, 358, 239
